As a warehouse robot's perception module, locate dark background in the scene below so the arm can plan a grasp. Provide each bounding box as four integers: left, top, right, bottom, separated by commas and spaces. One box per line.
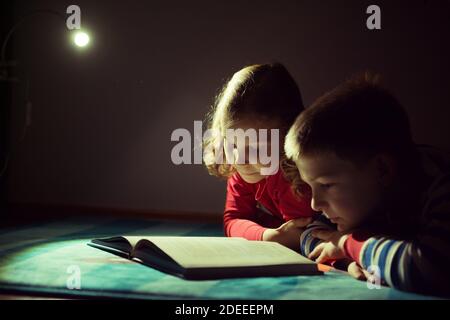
1, 0, 450, 217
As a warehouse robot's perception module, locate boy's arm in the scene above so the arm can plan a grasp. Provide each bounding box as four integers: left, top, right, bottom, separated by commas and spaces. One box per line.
300, 214, 336, 256
344, 230, 450, 295
344, 233, 411, 288
344, 174, 450, 295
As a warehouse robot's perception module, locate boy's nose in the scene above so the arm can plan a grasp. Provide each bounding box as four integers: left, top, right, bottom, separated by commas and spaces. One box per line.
311, 195, 326, 212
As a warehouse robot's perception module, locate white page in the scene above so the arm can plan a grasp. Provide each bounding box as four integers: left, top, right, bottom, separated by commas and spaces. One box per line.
130, 236, 315, 268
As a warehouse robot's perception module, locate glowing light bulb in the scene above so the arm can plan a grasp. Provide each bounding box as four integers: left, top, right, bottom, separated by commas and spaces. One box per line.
73, 31, 90, 47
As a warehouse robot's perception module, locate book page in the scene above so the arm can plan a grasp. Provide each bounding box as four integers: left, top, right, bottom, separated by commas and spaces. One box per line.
122, 236, 146, 248
135, 236, 314, 268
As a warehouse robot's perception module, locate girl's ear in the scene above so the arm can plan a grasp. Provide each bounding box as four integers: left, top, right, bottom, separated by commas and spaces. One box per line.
374, 153, 397, 187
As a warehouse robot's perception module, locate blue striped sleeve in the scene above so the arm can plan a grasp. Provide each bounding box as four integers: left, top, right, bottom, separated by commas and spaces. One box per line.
300, 218, 335, 256
360, 237, 413, 290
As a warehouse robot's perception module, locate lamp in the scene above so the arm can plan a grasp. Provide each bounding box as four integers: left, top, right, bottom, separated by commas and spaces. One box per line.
0, 9, 91, 177
73, 31, 90, 47
1, 9, 91, 82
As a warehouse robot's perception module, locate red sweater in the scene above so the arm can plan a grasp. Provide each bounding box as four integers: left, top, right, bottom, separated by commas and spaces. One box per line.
224, 170, 315, 240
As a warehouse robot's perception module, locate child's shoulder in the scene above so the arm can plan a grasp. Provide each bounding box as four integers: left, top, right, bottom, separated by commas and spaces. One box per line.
227, 170, 292, 192
416, 145, 450, 230
417, 145, 450, 209
227, 171, 257, 188
228, 171, 245, 185
417, 144, 450, 179
265, 169, 286, 185
265, 169, 300, 194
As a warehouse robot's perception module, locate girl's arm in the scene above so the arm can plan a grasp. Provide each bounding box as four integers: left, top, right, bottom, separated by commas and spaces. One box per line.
224, 174, 277, 240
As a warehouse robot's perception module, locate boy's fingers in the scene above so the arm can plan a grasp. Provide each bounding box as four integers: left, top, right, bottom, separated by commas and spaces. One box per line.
311, 229, 333, 241
361, 268, 373, 280
315, 251, 329, 264
347, 262, 366, 281
292, 217, 313, 228
308, 243, 324, 260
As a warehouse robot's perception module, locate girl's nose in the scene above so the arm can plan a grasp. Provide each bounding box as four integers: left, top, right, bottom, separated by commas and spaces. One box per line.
234, 145, 256, 164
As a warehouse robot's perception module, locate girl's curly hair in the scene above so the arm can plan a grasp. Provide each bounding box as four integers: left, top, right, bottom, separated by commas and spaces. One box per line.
203, 62, 306, 187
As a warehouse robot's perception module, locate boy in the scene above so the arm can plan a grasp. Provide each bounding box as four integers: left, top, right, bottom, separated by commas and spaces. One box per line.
284, 73, 450, 296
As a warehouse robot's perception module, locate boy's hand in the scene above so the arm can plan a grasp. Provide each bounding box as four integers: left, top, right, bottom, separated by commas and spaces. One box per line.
332, 259, 367, 281
308, 229, 349, 263
309, 230, 373, 281
347, 261, 372, 281
262, 217, 313, 251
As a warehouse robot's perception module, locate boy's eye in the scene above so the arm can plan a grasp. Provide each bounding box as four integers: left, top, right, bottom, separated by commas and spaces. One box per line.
320, 183, 334, 189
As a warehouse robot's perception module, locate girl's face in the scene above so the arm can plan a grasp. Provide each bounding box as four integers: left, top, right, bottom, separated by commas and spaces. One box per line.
296, 152, 385, 232
225, 119, 281, 184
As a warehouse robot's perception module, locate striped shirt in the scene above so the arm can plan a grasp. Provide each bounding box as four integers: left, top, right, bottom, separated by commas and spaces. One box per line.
300, 145, 450, 296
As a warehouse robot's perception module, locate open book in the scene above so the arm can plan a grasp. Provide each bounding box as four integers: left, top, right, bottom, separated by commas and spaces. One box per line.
88, 236, 323, 280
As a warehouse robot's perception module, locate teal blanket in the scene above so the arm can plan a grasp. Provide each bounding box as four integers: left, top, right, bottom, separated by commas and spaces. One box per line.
0, 217, 437, 299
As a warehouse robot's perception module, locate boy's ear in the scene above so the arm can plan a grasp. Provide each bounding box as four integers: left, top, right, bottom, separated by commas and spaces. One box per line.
374, 154, 397, 186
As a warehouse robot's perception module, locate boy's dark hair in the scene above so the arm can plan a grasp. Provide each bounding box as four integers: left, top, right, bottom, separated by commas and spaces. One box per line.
285, 73, 415, 166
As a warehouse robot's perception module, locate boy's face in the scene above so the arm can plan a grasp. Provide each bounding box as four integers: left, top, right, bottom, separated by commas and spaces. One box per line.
296, 152, 384, 232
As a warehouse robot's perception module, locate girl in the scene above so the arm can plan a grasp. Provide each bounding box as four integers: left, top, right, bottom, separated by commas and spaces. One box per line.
203, 63, 316, 250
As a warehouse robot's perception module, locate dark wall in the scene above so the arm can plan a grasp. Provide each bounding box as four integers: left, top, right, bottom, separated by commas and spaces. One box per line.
4, 0, 450, 214
0, 0, 14, 213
